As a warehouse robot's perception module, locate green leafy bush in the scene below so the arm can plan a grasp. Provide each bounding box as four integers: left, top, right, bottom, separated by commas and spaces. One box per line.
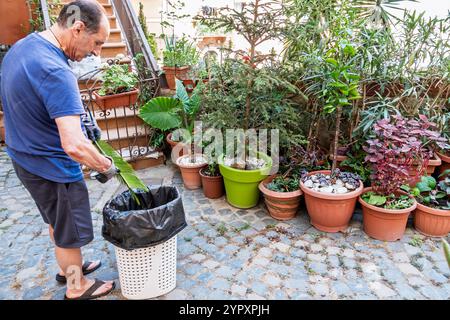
266, 175, 300, 193
163, 36, 199, 67
98, 64, 138, 96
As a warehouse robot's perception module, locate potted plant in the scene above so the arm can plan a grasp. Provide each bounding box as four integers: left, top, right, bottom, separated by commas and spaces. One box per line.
93, 64, 139, 110
259, 172, 303, 221
199, 162, 224, 199
404, 172, 450, 237
139, 79, 206, 189
162, 36, 199, 90
359, 116, 426, 241
300, 39, 364, 232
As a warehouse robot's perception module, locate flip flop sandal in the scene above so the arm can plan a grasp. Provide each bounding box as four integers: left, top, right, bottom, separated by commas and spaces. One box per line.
55, 261, 102, 283
64, 279, 116, 301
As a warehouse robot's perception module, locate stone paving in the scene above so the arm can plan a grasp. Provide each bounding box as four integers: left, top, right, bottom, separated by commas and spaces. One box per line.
0, 146, 449, 300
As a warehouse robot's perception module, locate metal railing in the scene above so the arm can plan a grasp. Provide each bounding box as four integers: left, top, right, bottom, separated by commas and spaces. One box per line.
111, 0, 160, 80
40, 0, 52, 30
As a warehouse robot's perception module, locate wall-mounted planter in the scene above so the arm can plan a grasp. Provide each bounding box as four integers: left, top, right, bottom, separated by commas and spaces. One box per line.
93, 89, 139, 110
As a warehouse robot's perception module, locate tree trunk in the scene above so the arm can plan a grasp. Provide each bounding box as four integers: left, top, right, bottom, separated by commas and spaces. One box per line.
331, 106, 342, 173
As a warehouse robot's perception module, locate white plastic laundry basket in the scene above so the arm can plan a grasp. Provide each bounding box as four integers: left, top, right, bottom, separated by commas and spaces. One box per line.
114, 235, 177, 299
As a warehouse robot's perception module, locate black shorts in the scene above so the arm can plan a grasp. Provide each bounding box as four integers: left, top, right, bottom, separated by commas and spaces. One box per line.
12, 161, 94, 248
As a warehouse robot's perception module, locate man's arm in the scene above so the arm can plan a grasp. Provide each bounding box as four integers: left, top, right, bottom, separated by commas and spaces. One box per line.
55, 115, 111, 172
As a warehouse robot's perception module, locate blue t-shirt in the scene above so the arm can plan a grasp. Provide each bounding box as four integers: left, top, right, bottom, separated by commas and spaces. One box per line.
1, 33, 85, 183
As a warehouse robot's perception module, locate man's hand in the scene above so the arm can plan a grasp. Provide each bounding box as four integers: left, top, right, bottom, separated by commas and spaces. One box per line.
81, 112, 101, 142
92, 156, 120, 183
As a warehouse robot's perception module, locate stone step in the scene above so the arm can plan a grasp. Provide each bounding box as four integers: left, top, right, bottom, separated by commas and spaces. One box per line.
100, 42, 127, 58
107, 29, 122, 43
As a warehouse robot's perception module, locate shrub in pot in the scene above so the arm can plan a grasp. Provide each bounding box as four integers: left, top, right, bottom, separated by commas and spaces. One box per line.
360, 116, 425, 241
259, 172, 303, 221
200, 163, 224, 199
162, 36, 199, 90
93, 64, 139, 110
300, 39, 364, 232
404, 172, 450, 237
140, 79, 206, 189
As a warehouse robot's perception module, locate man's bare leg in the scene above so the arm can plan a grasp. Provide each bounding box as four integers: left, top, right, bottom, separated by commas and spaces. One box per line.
49, 226, 113, 298
49, 226, 100, 277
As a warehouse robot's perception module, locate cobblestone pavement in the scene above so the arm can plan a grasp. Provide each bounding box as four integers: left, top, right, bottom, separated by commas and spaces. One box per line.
0, 147, 449, 300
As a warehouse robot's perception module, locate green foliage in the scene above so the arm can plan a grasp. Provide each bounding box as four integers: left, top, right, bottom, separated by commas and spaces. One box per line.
362, 191, 414, 209
407, 173, 450, 210
202, 163, 220, 177
139, 97, 182, 131
409, 235, 424, 247
163, 36, 199, 67
94, 140, 148, 204
266, 176, 300, 193
443, 239, 450, 268
98, 64, 138, 96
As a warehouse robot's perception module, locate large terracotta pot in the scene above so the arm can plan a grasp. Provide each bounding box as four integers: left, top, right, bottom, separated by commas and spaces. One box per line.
199, 168, 224, 199
259, 175, 302, 221
299, 170, 364, 233
359, 187, 417, 241
414, 203, 450, 237
176, 154, 207, 190
162, 66, 190, 90
93, 89, 139, 110
437, 151, 450, 181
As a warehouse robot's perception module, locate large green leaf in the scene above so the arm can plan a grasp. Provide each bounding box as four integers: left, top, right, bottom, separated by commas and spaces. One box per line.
94, 140, 149, 193
139, 97, 182, 131
443, 239, 450, 268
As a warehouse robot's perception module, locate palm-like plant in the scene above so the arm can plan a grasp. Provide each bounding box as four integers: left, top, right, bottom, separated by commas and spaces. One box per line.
352, 0, 416, 28
139, 79, 203, 163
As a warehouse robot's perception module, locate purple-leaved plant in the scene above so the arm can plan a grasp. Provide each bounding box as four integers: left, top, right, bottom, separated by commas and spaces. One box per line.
364, 115, 448, 196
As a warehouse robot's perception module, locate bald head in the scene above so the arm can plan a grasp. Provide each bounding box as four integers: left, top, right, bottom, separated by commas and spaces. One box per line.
57, 0, 108, 34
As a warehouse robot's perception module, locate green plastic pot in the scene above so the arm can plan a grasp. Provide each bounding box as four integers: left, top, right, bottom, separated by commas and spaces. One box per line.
218, 152, 273, 209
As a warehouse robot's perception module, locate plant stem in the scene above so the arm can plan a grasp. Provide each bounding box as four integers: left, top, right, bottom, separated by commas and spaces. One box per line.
331, 105, 342, 173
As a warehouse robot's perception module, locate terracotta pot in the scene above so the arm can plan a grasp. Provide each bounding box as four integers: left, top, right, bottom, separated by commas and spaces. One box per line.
407, 153, 442, 186
359, 187, 417, 241
0, 0, 31, 45
93, 89, 139, 110
162, 66, 190, 90
176, 154, 207, 190
200, 168, 224, 199
182, 79, 195, 92
414, 203, 450, 237
0, 111, 5, 143
437, 151, 450, 181
259, 175, 303, 221
300, 170, 364, 232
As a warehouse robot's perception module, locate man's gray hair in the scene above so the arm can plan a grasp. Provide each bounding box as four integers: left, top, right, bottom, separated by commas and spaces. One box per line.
57, 0, 106, 33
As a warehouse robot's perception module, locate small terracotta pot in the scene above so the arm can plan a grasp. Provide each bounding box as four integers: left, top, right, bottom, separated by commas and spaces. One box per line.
437, 151, 450, 181
259, 175, 303, 221
407, 154, 442, 186
200, 169, 224, 199
414, 203, 450, 237
300, 170, 364, 232
359, 187, 417, 241
93, 89, 139, 110
176, 154, 207, 190
163, 66, 190, 90
166, 132, 187, 162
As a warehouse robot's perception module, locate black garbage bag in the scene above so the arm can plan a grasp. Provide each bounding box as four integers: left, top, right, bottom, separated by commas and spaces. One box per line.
102, 186, 187, 250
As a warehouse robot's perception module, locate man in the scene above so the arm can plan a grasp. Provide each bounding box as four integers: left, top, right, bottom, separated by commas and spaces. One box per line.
1, 0, 117, 300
